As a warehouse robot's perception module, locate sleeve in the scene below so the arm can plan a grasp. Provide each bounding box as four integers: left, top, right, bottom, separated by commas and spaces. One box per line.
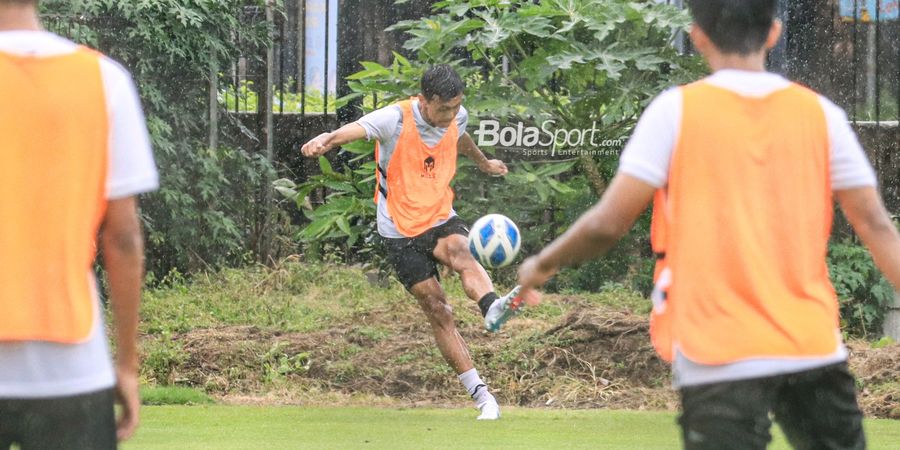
818, 96, 878, 190
100, 57, 159, 200
355, 105, 402, 143
456, 105, 469, 139
617, 88, 682, 188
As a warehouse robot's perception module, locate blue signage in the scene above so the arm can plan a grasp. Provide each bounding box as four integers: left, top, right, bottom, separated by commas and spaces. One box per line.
840, 0, 899, 21
304, 0, 338, 94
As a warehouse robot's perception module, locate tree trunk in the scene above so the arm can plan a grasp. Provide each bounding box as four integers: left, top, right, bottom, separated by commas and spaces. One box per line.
579, 155, 608, 197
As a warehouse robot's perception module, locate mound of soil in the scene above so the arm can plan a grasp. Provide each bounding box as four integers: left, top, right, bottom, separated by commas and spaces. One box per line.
848, 342, 900, 419
150, 302, 898, 418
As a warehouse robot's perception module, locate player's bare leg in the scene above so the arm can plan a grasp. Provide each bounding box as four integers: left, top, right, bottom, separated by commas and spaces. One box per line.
409, 278, 473, 374
409, 276, 499, 420
433, 234, 493, 301
433, 234, 523, 332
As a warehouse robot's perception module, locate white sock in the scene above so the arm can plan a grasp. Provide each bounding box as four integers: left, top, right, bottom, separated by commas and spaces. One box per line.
458, 368, 492, 404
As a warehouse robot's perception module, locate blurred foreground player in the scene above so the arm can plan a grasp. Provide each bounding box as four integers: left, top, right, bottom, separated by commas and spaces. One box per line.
518, 0, 900, 448
0, 0, 158, 448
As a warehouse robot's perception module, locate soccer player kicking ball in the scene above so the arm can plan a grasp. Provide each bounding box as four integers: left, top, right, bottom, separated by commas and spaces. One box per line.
300, 65, 519, 420
518, 1, 900, 448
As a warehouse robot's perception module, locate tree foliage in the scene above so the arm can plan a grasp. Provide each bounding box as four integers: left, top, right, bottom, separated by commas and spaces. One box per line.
344, 0, 702, 192
42, 0, 279, 276
281, 0, 703, 291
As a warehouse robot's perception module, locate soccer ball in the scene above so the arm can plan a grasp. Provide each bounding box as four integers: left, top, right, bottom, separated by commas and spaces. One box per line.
468, 214, 521, 268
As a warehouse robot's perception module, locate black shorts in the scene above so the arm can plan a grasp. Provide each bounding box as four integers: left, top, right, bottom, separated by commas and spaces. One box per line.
383, 216, 469, 291
678, 362, 865, 450
0, 388, 117, 450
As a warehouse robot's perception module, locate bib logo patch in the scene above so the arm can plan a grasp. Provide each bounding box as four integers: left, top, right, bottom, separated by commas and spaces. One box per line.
422, 156, 436, 179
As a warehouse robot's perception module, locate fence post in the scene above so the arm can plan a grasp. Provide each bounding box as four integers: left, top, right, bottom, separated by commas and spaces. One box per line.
209, 58, 219, 151
337, 0, 362, 123
258, 0, 276, 264
885, 291, 900, 341
265, 2, 275, 166
865, 20, 877, 115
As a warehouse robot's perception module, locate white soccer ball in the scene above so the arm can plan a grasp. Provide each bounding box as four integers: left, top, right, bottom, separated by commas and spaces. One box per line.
468, 214, 522, 268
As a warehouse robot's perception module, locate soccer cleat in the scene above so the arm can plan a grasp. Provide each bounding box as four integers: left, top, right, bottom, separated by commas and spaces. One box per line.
484, 285, 523, 332
476, 396, 501, 420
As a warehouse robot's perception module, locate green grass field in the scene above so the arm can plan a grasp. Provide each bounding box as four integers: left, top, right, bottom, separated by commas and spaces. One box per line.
123, 406, 900, 450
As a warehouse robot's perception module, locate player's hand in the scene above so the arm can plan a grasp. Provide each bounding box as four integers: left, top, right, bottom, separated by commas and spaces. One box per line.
519, 286, 543, 307
114, 366, 141, 441
480, 159, 508, 177
517, 255, 557, 306
300, 133, 332, 158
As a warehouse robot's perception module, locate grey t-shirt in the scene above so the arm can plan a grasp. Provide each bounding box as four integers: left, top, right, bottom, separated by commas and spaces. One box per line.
356, 100, 468, 238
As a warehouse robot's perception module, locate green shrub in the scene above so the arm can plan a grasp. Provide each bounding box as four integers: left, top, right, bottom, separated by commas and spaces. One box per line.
142, 332, 189, 385
143, 146, 284, 277
828, 239, 894, 337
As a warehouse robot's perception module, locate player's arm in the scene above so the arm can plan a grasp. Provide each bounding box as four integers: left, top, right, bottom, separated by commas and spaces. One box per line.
836, 187, 900, 290
458, 132, 508, 176
300, 123, 368, 158
518, 174, 656, 303
100, 196, 144, 441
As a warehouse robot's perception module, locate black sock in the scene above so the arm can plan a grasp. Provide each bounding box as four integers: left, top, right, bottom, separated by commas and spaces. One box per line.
478, 292, 499, 317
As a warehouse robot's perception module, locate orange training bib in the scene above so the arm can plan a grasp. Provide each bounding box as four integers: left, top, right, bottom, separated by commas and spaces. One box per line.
649, 81, 837, 364
0, 47, 109, 343
375, 100, 458, 238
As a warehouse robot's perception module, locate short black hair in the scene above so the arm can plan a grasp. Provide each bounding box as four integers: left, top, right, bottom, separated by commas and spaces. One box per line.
687, 0, 777, 55
421, 64, 465, 102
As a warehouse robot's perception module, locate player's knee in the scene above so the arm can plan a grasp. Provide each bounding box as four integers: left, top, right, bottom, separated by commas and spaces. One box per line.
419, 294, 453, 323
449, 244, 477, 273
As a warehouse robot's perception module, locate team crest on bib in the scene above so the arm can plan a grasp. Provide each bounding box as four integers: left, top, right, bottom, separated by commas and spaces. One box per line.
422, 156, 436, 179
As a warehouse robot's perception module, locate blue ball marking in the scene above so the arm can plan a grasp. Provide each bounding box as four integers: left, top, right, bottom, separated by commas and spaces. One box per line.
504, 219, 519, 248
490, 246, 507, 267
469, 240, 479, 261
478, 221, 495, 247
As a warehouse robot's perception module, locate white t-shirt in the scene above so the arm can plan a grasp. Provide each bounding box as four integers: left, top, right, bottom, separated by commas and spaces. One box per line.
0, 31, 159, 398
356, 100, 468, 238
618, 70, 877, 388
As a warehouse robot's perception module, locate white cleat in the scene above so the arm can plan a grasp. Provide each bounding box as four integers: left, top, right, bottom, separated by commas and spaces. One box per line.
476, 397, 501, 420
484, 286, 523, 332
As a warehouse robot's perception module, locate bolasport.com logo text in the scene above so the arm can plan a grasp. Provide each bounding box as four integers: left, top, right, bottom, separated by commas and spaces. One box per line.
472, 119, 625, 157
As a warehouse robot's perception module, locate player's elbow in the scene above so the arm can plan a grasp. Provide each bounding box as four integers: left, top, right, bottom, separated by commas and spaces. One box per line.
855, 212, 897, 241
102, 218, 144, 257
103, 228, 143, 257
847, 201, 896, 241
101, 198, 145, 257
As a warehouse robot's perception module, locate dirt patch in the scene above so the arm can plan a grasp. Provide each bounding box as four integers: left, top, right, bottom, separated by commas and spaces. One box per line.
149, 304, 897, 418
487, 306, 676, 411
848, 341, 900, 419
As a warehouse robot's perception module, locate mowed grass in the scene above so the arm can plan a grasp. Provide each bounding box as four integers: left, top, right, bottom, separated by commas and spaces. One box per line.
123, 406, 900, 450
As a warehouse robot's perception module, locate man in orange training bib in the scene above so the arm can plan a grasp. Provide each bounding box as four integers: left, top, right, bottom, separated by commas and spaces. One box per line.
0, 0, 158, 448
300, 65, 516, 420
517, 0, 900, 448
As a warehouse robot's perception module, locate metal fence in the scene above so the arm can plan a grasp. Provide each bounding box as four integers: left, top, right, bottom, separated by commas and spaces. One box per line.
225, 0, 337, 117
688, 0, 899, 124
44, 1, 899, 125
787, 0, 899, 124
664, 0, 899, 124
263, 0, 899, 124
